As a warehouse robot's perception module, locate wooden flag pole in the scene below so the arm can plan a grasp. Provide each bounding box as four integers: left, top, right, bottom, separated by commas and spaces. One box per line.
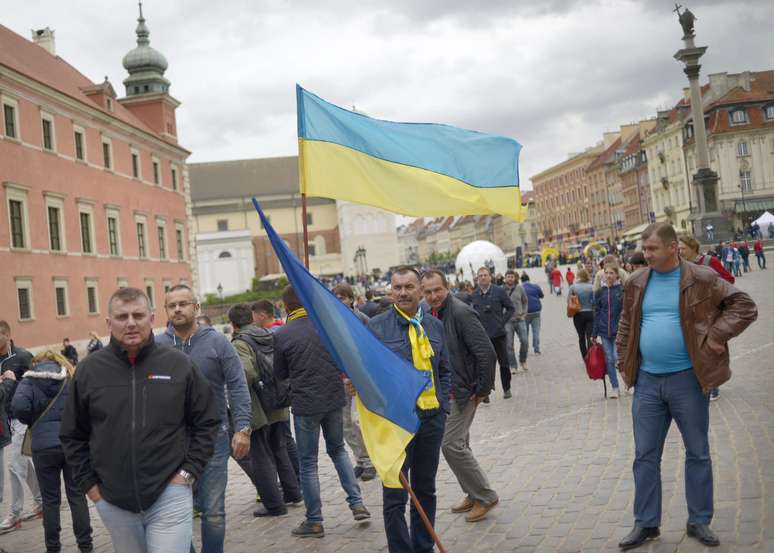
301, 193, 310, 268
399, 472, 447, 553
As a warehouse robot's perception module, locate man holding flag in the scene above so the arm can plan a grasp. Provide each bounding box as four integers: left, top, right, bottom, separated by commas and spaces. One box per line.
368, 267, 451, 553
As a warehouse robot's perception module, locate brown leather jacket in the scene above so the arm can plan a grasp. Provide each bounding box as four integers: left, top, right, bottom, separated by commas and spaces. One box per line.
615, 260, 757, 392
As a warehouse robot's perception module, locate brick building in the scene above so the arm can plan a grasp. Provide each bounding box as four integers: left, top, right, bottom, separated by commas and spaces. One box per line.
1, 12, 193, 348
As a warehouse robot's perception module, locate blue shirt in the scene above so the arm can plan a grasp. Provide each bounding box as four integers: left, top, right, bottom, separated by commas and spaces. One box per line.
639, 266, 692, 374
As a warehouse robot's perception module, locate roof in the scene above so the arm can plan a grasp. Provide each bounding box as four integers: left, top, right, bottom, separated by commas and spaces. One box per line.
707, 70, 774, 108
587, 137, 622, 172
188, 156, 301, 202
0, 24, 163, 140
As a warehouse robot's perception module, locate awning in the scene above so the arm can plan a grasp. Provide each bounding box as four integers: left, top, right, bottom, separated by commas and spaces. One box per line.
621, 222, 650, 239
736, 197, 774, 213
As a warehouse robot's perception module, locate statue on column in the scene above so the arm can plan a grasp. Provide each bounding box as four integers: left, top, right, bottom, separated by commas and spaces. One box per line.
674, 4, 696, 38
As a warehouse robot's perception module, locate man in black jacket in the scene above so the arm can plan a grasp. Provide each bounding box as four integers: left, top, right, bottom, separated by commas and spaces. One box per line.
422, 270, 499, 523
60, 288, 219, 553
471, 267, 515, 399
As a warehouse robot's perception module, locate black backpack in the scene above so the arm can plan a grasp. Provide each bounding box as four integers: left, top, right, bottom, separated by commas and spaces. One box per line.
234, 334, 290, 413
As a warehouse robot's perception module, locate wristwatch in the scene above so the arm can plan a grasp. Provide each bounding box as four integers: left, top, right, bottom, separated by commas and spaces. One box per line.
237, 425, 251, 435
177, 469, 195, 485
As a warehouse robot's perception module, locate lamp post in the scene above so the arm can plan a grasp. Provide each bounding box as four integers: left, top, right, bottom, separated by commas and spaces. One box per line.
217, 282, 223, 305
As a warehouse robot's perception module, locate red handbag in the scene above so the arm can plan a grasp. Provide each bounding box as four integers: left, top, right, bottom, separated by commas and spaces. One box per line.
585, 342, 607, 380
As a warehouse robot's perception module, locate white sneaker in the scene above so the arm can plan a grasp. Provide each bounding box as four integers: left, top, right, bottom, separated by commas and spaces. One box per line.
0, 513, 21, 533
625, 387, 634, 395
609, 388, 619, 399
20, 504, 43, 521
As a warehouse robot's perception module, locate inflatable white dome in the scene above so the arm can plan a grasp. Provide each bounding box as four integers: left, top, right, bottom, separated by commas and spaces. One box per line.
455, 240, 507, 282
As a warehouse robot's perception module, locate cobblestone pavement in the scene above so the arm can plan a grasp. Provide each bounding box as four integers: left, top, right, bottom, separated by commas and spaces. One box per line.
2, 267, 772, 553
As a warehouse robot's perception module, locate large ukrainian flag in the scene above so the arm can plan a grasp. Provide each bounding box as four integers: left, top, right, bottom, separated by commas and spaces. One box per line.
296, 85, 524, 221
251, 198, 430, 488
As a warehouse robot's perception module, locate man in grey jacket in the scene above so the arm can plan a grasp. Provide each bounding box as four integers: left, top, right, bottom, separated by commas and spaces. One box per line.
156, 285, 251, 553
504, 270, 529, 372
422, 270, 499, 522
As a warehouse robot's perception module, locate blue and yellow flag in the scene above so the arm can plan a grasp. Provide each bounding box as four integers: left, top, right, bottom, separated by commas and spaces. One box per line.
296, 85, 524, 221
251, 198, 429, 487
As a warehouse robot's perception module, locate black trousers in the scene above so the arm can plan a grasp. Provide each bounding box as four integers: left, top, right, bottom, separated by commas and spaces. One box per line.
283, 419, 300, 478
32, 447, 92, 553
572, 311, 594, 359
490, 334, 512, 392
250, 422, 302, 511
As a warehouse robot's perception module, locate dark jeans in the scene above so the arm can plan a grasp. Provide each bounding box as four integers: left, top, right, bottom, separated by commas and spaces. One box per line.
283, 419, 300, 478
229, 429, 259, 491
572, 311, 594, 359
489, 334, 511, 392
32, 447, 92, 553
756, 251, 766, 269
632, 369, 712, 527
383, 412, 446, 553
250, 423, 301, 511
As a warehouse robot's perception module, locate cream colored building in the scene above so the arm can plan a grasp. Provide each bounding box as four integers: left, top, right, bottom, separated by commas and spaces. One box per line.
336, 200, 400, 277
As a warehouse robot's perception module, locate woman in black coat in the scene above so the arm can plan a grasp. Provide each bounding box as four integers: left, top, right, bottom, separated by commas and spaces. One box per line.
11, 352, 92, 553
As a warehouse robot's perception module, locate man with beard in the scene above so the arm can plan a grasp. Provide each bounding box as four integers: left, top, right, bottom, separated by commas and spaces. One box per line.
156, 285, 251, 553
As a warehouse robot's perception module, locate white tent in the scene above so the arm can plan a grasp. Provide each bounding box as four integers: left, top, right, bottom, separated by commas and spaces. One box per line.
753, 211, 774, 227
455, 240, 507, 282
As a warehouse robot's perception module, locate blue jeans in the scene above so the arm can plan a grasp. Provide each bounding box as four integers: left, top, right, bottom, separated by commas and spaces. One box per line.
632, 369, 712, 527
524, 312, 541, 353
505, 320, 528, 367
294, 409, 363, 523
599, 336, 619, 389
384, 412, 446, 553
191, 428, 229, 553
95, 483, 193, 553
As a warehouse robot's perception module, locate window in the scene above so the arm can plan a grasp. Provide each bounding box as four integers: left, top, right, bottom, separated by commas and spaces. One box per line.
145, 282, 155, 309
80, 211, 93, 253
3, 103, 17, 138
74, 129, 85, 161
117, 277, 129, 289
740, 170, 752, 193
175, 226, 184, 259
9, 199, 25, 248
157, 224, 167, 260
766, 106, 774, 121
152, 158, 160, 185
131, 151, 140, 178
217, 219, 228, 232
106, 97, 113, 112
730, 109, 747, 125
163, 280, 172, 293
16, 279, 33, 320
136, 221, 147, 258
41, 116, 54, 151
171, 166, 178, 191
102, 138, 112, 169
48, 206, 62, 251
86, 282, 98, 314
218, 251, 232, 258
55, 284, 68, 317
737, 142, 749, 157
107, 213, 120, 256
306, 213, 313, 226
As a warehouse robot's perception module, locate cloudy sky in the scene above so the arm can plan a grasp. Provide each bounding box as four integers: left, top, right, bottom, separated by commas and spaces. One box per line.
5, 0, 773, 188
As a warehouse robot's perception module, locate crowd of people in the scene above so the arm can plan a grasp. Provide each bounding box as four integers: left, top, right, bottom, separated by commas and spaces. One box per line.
0, 221, 761, 553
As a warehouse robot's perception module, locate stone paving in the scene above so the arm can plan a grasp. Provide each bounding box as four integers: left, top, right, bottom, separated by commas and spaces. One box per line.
1, 266, 772, 553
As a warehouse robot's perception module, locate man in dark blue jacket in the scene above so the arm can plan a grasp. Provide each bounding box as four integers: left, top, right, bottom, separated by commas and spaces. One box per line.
368, 267, 451, 553
471, 267, 515, 399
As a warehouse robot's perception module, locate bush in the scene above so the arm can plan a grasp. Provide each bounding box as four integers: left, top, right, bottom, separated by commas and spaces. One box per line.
202, 289, 282, 306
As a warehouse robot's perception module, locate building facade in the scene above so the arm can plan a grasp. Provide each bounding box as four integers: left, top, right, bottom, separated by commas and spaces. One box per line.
1, 14, 193, 349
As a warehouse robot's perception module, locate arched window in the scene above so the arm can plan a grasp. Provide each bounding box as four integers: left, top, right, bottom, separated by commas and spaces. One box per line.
218, 251, 232, 259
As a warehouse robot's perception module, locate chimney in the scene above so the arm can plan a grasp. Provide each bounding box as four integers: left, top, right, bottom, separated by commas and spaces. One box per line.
31, 27, 56, 55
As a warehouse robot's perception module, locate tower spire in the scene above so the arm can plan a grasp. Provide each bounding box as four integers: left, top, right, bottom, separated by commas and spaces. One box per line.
122, 2, 170, 96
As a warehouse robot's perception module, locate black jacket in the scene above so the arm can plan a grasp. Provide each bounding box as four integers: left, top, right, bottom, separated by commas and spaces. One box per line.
0, 342, 33, 432
435, 296, 496, 401
471, 285, 515, 338
12, 361, 69, 452
273, 316, 346, 416
60, 337, 219, 513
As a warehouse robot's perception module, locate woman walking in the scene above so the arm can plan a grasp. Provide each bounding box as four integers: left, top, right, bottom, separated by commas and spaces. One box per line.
568, 269, 595, 359
592, 262, 624, 398
11, 352, 93, 553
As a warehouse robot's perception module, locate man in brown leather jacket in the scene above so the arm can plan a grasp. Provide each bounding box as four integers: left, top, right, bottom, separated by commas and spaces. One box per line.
615, 223, 757, 550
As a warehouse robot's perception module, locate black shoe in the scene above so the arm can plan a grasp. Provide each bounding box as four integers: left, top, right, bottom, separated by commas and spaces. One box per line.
482, 396, 490, 404
686, 523, 719, 546
503, 390, 512, 399
253, 505, 288, 517
618, 526, 660, 550
285, 495, 304, 506
353, 466, 364, 479
360, 467, 376, 481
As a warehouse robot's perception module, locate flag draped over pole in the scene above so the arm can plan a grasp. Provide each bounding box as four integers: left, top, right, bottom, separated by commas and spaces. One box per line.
251, 198, 429, 488
296, 85, 525, 221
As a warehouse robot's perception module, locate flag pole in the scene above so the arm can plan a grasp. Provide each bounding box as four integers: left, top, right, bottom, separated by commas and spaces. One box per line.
301, 193, 310, 268
399, 472, 447, 553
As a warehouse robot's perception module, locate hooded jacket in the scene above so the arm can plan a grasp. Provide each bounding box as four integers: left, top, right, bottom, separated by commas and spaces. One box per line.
592, 282, 624, 339
60, 337, 219, 513
11, 360, 68, 452
156, 324, 251, 432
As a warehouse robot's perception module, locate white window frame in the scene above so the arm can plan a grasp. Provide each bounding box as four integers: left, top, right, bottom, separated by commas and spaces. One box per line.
15, 277, 34, 321
175, 222, 185, 260
135, 214, 148, 259
737, 141, 750, 157
730, 109, 747, 125
44, 193, 66, 252
40, 111, 56, 152
144, 279, 155, 309
53, 277, 70, 318
171, 165, 178, 191
5, 183, 30, 250
73, 124, 87, 162
766, 105, 774, 121
106, 207, 122, 256
101, 135, 113, 170
77, 201, 96, 255
156, 218, 167, 260
151, 156, 161, 186
130, 148, 141, 180
2, 96, 20, 140
740, 170, 753, 193
163, 279, 173, 294
117, 277, 129, 289
85, 278, 99, 315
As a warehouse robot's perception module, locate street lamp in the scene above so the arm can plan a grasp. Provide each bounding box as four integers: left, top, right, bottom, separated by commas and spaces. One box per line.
217, 282, 223, 305
738, 178, 748, 230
